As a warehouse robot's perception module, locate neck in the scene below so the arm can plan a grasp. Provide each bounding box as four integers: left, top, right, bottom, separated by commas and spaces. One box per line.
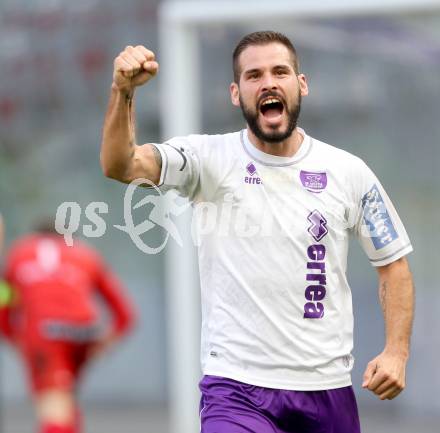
247, 127, 304, 157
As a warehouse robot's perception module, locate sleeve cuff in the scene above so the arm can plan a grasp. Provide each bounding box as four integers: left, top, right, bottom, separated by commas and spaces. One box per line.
369, 243, 413, 267
150, 143, 168, 187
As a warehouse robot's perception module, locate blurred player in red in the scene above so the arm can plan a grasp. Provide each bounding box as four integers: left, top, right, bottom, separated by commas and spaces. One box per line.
0, 220, 136, 433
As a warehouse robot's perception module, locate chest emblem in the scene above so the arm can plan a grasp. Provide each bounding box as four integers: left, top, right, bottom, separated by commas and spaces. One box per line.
245, 162, 262, 185
300, 170, 327, 193
307, 210, 328, 242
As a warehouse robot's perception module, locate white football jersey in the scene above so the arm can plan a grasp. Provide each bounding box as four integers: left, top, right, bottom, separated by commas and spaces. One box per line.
152, 128, 413, 391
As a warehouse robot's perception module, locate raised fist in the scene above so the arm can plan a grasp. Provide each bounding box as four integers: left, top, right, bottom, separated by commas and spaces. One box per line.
113, 45, 159, 94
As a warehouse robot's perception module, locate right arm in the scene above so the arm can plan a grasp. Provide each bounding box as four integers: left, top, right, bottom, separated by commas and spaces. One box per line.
87, 258, 136, 359
95, 262, 136, 339
100, 45, 161, 184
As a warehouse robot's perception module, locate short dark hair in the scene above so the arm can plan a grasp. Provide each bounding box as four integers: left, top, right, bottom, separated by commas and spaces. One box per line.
232, 30, 299, 83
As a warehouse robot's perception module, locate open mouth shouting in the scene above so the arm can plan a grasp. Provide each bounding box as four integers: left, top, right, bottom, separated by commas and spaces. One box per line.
259, 94, 285, 126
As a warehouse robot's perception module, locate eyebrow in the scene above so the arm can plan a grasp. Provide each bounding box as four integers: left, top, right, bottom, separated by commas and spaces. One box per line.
243, 68, 261, 77
243, 64, 293, 77
273, 65, 292, 72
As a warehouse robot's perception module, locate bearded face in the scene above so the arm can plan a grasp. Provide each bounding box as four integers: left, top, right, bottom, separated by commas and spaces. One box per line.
239, 88, 301, 143
230, 43, 307, 145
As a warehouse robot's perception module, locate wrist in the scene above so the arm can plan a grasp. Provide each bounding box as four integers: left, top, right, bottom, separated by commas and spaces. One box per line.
111, 82, 134, 100
383, 345, 409, 360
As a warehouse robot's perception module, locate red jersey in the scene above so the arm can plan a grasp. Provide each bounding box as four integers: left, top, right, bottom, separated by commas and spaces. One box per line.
0, 234, 135, 341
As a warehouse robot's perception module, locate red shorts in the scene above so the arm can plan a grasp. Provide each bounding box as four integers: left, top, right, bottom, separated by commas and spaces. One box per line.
19, 338, 92, 393
17, 322, 98, 394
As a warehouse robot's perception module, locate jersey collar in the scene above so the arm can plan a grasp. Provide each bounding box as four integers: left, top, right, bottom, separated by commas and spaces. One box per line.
241, 127, 312, 167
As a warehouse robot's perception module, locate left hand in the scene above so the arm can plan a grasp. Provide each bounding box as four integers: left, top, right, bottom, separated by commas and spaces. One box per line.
362, 350, 408, 400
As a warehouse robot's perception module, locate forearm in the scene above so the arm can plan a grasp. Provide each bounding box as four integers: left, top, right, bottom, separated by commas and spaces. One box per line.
100, 86, 136, 181
97, 272, 136, 337
101, 45, 161, 184
378, 258, 414, 358
110, 293, 136, 337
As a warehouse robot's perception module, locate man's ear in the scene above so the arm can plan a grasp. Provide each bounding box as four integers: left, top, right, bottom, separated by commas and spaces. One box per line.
298, 74, 309, 97
230, 82, 240, 107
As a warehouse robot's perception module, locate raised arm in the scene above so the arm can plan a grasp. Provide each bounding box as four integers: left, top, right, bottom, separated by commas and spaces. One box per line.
362, 256, 414, 400
100, 45, 162, 184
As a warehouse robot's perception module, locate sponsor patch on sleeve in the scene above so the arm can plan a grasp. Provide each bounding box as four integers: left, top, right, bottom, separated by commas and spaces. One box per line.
361, 185, 398, 249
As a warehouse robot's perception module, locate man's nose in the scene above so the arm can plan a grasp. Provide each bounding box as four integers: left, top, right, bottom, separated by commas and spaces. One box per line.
261, 73, 278, 92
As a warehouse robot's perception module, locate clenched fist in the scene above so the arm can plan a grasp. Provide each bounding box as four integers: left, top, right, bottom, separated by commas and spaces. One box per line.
113, 45, 159, 94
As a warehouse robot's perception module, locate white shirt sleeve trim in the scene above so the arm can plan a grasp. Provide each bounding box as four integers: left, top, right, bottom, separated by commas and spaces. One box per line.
150, 143, 168, 187
370, 244, 413, 267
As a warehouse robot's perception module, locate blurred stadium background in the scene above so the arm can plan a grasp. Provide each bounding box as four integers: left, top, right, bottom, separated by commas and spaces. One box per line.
0, 0, 439, 432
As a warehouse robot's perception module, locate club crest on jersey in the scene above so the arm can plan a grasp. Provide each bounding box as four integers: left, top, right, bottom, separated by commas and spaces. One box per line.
244, 162, 262, 185
300, 170, 327, 193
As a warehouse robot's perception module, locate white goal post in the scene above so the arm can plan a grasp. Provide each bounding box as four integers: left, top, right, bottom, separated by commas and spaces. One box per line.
158, 1, 439, 432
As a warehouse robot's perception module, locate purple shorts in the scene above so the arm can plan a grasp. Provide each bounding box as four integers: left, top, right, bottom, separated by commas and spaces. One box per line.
199, 375, 361, 433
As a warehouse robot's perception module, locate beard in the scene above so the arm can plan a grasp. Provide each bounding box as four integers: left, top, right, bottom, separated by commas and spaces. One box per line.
239, 90, 301, 143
